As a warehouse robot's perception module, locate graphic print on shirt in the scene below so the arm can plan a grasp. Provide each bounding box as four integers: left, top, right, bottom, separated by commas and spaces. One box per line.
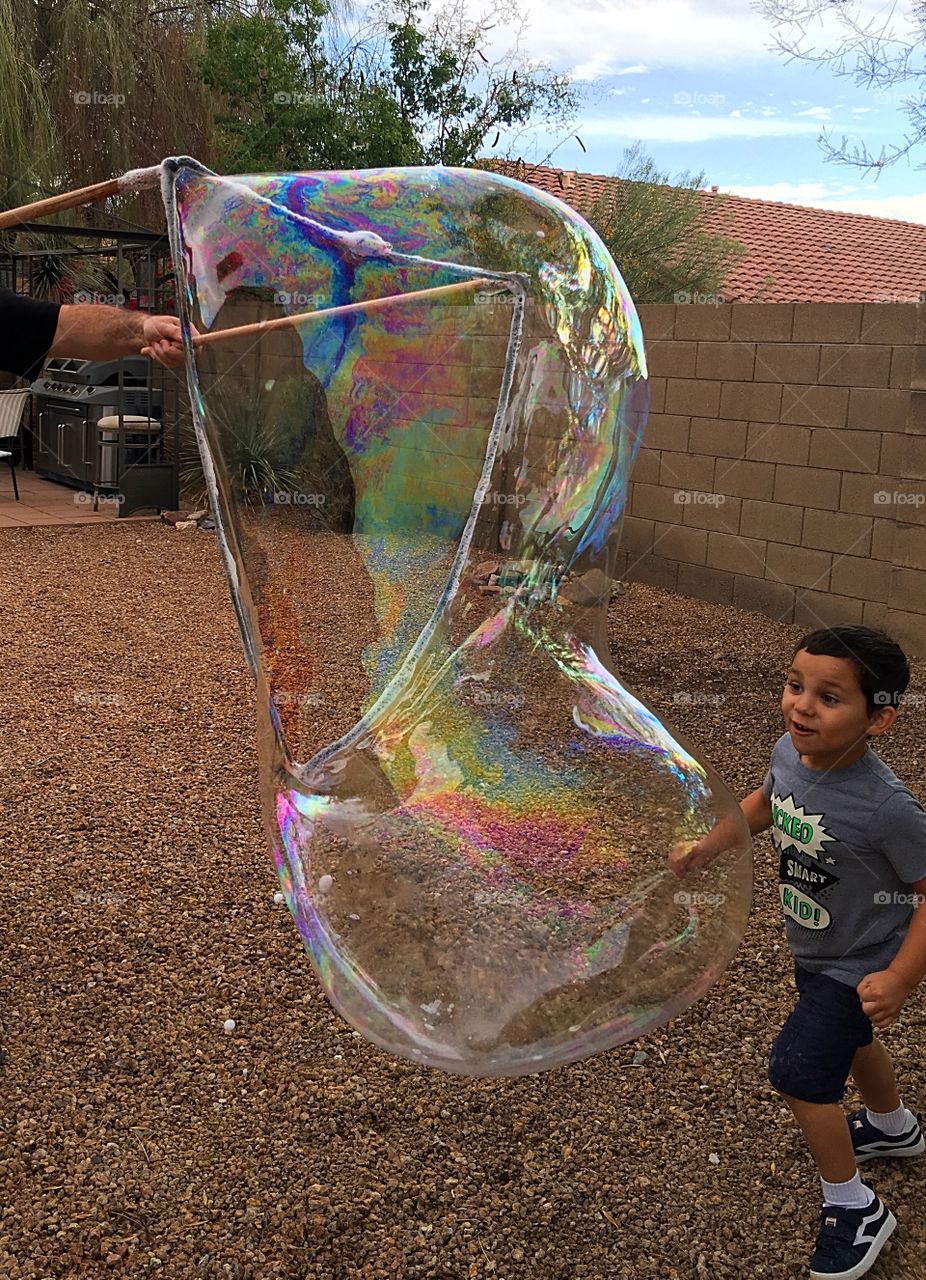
770, 791, 838, 930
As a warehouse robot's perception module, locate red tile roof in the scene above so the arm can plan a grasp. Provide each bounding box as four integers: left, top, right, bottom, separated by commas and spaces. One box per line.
489, 161, 926, 304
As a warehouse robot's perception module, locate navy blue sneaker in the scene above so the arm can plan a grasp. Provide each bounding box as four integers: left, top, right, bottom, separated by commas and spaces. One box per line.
809, 1195, 896, 1280
848, 1109, 925, 1164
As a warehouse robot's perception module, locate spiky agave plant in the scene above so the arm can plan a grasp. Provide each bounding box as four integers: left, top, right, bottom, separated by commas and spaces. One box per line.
179, 384, 302, 509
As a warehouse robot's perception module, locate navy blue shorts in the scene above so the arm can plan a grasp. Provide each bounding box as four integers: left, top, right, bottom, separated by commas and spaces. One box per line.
768, 964, 874, 1104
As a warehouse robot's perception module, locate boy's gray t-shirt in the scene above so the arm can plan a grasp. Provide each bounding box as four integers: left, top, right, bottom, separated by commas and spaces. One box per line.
762, 732, 926, 987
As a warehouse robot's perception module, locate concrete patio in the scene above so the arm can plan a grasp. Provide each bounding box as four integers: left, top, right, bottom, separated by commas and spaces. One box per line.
0, 467, 155, 526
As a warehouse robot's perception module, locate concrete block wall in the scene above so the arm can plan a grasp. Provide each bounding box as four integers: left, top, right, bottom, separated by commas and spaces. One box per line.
196, 293, 511, 542
620, 301, 926, 653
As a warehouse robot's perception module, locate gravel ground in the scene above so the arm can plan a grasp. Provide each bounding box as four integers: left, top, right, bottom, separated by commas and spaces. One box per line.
1, 522, 924, 1280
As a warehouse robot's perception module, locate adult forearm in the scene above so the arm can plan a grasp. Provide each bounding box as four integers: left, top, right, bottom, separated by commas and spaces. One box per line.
50, 304, 148, 360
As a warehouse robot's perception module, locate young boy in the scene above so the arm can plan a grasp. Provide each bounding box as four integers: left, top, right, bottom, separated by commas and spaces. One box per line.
672, 625, 926, 1280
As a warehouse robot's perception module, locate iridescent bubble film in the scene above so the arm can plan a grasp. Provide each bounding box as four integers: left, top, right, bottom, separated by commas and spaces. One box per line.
164, 157, 752, 1075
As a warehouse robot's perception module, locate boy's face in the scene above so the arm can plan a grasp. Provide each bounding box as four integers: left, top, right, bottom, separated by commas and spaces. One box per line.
781, 649, 895, 770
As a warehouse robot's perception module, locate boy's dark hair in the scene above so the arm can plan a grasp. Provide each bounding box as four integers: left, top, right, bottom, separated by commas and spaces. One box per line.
793, 625, 910, 714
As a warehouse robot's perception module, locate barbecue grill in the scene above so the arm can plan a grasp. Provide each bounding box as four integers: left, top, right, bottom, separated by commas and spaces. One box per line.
29, 356, 177, 514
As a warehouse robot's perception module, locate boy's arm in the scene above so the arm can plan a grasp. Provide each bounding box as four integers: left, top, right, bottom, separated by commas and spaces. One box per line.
668, 786, 771, 875
857, 875, 926, 1029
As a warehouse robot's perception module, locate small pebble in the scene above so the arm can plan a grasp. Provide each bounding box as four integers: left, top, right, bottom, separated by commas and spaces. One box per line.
273, 892, 285, 904
223, 1019, 236, 1034
318, 874, 333, 893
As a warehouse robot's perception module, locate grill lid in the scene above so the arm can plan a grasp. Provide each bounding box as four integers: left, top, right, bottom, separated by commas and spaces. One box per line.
40, 357, 150, 386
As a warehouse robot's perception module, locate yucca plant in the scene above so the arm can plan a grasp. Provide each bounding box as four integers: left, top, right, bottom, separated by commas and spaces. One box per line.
180, 388, 301, 508
19, 234, 115, 302
180, 374, 356, 525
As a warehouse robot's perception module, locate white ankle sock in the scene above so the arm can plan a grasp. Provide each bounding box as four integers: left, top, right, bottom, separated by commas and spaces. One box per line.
866, 1104, 915, 1137
821, 1173, 875, 1209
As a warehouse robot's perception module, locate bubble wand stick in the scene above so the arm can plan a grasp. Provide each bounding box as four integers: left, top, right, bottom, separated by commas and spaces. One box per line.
194, 277, 497, 348
0, 167, 162, 229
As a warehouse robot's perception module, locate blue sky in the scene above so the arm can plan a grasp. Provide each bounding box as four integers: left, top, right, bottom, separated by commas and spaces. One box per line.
481, 0, 926, 223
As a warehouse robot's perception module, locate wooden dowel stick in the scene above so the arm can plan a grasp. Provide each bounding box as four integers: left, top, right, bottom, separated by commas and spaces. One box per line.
0, 178, 122, 229
195, 276, 502, 347
0, 168, 161, 229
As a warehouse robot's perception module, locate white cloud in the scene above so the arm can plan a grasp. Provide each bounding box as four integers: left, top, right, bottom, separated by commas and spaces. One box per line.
725, 181, 926, 224
616, 63, 649, 75
725, 182, 861, 202
485, 0, 776, 74
572, 55, 617, 81
576, 114, 822, 143
796, 106, 832, 119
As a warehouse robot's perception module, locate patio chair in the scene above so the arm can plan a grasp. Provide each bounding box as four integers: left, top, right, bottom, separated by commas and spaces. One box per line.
0, 388, 29, 502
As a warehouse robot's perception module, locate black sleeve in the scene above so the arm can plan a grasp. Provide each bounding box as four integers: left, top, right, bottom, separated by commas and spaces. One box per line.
0, 287, 61, 380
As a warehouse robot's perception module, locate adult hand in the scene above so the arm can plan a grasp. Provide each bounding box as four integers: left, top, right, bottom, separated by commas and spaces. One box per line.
857, 968, 913, 1030
140, 314, 187, 368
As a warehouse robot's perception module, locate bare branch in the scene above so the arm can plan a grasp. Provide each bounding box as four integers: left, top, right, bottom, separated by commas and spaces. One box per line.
757, 0, 926, 168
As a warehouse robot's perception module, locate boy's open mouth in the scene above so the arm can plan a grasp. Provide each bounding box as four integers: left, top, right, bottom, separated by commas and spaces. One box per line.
791, 720, 816, 736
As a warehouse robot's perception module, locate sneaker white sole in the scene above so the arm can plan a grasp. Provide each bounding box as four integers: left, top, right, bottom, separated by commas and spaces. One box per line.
809, 1210, 896, 1280
855, 1132, 926, 1164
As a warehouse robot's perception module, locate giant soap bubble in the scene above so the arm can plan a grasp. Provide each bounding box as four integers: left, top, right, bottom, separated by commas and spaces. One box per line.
164, 158, 752, 1075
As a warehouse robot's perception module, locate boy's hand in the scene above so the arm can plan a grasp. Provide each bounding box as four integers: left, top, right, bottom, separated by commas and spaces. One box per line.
667, 839, 711, 876
857, 969, 914, 1029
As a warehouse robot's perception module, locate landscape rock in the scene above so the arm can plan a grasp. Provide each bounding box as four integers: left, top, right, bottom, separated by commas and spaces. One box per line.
1, 531, 923, 1280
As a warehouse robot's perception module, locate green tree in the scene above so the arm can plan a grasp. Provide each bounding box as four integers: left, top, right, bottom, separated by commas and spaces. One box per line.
384, 0, 575, 166
200, 0, 420, 170
583, 145, 747, 305
198, 0, 577, 172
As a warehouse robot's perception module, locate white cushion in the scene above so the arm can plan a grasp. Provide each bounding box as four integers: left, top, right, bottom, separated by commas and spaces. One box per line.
97, 415, 159, 431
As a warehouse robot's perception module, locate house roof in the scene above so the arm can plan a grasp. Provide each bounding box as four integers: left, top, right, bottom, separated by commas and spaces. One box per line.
489, 161, 926, 304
